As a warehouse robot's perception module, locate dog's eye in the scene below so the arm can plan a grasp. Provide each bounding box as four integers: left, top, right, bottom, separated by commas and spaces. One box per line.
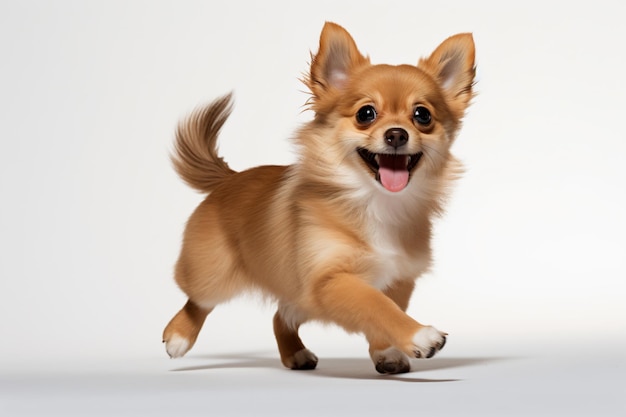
413, 106, 432, 125
356, 105, 377, 125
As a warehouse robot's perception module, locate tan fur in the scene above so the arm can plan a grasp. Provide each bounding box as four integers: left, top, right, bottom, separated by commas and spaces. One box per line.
171, 94, 235, 193
163, 22, 476, 374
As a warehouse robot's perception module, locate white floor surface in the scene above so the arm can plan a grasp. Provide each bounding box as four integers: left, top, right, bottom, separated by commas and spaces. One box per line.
2, 340, 624, 417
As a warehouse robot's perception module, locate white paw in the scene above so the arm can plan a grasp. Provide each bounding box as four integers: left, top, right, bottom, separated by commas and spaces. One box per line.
371, 347, 411, 374
411, 326, 447, 359
287, 349, 318, 370
164, 334, 190, 359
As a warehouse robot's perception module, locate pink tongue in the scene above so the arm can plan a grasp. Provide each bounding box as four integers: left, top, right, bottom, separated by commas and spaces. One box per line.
378, 154, 409, 192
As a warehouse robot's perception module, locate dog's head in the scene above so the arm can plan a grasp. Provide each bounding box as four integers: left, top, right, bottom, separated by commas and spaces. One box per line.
299, 22, 475, 195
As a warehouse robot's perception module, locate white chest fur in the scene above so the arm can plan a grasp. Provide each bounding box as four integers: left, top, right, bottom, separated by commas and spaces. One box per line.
363, 191, 431, 290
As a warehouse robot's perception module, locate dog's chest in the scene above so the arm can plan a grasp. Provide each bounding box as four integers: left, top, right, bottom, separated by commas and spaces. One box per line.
365, 221, 429, 290
359, 192, 431, 289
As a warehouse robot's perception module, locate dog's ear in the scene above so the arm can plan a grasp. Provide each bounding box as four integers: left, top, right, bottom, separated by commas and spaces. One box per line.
306, 22, 369, 100
419, 33, 476, 118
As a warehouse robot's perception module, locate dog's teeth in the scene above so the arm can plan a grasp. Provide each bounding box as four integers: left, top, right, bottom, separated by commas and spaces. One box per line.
374, 154, 380, 163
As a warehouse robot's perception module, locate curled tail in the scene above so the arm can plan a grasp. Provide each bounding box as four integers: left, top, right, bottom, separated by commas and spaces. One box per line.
171, 93, 236, 193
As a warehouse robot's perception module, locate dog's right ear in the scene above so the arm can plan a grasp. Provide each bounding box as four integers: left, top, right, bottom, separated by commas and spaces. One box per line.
305, 22, 369, 104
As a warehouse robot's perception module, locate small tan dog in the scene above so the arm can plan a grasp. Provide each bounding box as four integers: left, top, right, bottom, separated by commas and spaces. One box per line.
163, 22, 475, 374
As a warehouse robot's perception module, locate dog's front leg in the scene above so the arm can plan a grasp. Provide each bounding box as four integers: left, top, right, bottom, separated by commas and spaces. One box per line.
311, 272, 446, 363
366, 279, 415, 374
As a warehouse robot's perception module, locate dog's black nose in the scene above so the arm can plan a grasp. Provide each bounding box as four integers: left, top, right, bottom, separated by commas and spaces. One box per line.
384, 128, 409, 148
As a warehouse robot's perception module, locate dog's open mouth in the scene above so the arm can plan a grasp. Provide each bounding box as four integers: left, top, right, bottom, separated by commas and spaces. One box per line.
357, 148, 423, 192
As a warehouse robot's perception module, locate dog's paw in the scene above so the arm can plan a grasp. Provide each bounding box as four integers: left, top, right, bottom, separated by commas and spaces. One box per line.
411, 326, 447, 359
163, 334, 190, 359
372, 347, 411, 374
285, 348, 318, 370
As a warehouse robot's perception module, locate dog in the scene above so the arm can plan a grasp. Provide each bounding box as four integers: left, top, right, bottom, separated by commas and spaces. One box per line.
163, 22, 475, 374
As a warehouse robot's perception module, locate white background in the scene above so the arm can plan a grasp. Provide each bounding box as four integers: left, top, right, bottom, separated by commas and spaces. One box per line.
1, 1, 625, 416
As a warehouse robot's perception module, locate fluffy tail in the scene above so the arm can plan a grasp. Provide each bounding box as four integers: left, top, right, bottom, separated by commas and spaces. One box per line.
171, 93, 236, 193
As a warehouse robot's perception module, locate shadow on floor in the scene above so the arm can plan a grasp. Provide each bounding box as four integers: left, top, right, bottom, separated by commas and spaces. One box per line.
170, 352, 514, 382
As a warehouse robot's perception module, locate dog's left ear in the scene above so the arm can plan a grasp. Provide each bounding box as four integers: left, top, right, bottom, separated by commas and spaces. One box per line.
420, 33, 476, 118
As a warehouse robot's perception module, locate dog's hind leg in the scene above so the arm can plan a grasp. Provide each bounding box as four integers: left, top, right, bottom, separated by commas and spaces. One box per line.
163, 299, 213, 358
163, 203, 243, 359
273, 307, 318, 370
